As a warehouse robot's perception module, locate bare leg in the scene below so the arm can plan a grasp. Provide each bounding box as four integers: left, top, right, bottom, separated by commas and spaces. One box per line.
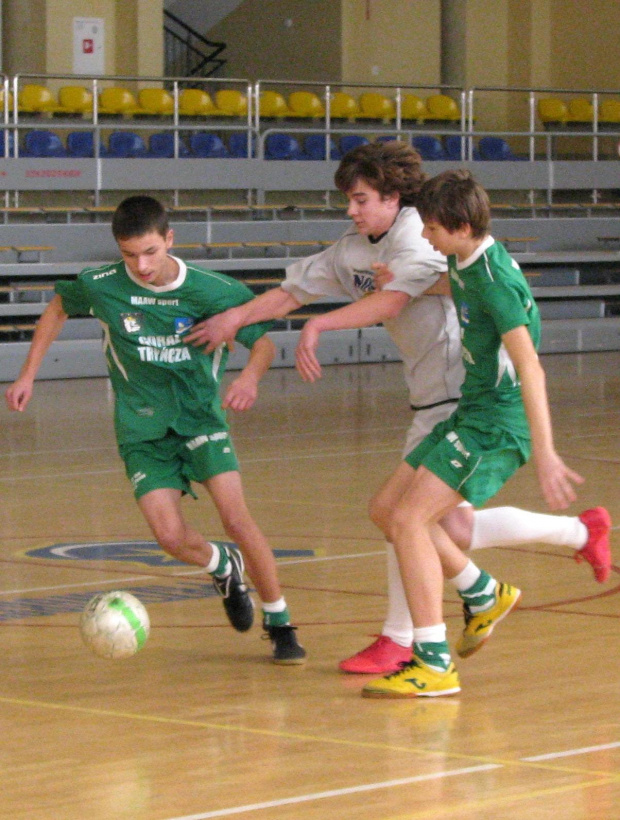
138, 487, 216, 566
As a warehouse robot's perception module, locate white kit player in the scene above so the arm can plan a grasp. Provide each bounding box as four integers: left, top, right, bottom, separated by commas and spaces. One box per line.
185, 141, 612, 675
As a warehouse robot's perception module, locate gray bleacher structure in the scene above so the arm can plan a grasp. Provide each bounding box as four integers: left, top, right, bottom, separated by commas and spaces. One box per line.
1, 74, 620, 380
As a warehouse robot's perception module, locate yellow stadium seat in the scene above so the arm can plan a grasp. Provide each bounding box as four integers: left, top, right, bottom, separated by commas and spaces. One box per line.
537, 97, 568, 124
287, 91, 325, 118
18, 83, 61, 114
329, 92, 360, 120
137, 88, 174, 116
57, 85, 93, 115
98, 87, 140, 116
259, 90, 291, 118
425, 94, 461, 121
358, 92, 396, 120
600, 98, 620, 123
0, 89, 15, 111
401, 94, 427, 122
214, 88, 248, 117
567, 97, 593, 123
179, 88, 218, 117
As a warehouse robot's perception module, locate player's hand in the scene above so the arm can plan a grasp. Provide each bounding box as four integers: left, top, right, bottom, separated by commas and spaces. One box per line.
222, 373, 258, 411
372, 262, 395, 290
535, 451, 584, 510
295, 322, 322, 382
184, 310, 239, 354
5, 377, 34, 411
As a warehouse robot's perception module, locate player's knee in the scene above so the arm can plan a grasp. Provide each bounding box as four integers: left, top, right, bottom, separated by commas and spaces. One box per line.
368, 493, 389, 532
152, 522, 186, 557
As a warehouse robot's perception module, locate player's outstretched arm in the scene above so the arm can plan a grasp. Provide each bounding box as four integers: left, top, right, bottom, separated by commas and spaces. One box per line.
503, 325, 584, 510
185, 287, 302, 353
222, 335, 276, 412
5, 295, 68, 412
296, 290, 410, 382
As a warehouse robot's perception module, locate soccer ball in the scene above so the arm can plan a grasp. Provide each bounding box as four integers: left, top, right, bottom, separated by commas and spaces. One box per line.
80, 591, 150, 659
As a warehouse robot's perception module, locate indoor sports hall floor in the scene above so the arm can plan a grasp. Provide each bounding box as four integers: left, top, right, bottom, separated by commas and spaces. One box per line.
1, 352, 619, 820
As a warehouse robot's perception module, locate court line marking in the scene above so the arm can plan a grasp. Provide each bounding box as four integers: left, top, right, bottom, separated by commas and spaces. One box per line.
164, 765, 503, 820
523, 741, 620, 761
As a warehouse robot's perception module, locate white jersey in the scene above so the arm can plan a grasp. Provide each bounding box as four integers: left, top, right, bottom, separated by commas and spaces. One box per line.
283, 207, 464, 412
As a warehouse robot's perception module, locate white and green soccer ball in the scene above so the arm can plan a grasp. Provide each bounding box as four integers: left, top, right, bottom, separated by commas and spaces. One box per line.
80, 591, 150, 659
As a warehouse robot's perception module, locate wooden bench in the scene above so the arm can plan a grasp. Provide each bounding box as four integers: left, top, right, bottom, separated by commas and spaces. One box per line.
203, 242, 244, 258
498, 236, 539, 252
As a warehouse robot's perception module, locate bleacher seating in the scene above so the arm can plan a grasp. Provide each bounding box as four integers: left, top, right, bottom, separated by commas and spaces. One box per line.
412, 135, 446, 160
358, 92, 396, 121
329, 92, 360, 120
259, 90, 291, 118
179, 88, 218, 117
264, 132, 306, 160
148, 132, 189, 158
228, 132, 255, 157
136, 88, 174, 116
304, 134, 340, 160
401, 94, 427, 122
288, 91, 325, 119
424, 94, 461, 122
22, 129, 67, 157
57, 85, 94, 115
18, 83, 61, 115
107, 131, 148, 158
67, 131, 106, 157
214, 89, 248, 117
189, 132, 229, 158
478, 136, 523, 161
98, 87, 140, 116
339, 134, 370, 155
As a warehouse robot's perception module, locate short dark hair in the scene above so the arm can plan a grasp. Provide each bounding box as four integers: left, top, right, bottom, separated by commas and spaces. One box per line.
111, 195, 169, 240
416, 170, 490, 239
334, 140, 426, 206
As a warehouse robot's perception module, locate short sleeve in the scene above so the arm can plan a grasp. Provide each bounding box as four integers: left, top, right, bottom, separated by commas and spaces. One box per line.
481, 281, 533, 336
55, 278, 92, 316
282, 243, 350, 304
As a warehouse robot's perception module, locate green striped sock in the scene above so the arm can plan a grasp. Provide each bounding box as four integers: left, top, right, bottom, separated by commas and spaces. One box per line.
459, 569, 497, 612
414, 640, 451, 672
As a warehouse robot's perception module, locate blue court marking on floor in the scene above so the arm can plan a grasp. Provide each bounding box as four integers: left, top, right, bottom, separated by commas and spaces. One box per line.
0, 584, 215, 622
23, 541, 315, 567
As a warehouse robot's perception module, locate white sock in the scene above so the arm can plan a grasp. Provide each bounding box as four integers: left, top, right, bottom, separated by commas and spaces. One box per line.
450, 560, 482, 592
470, 507, 588, 551
381, 542, 414, 647
413, 624, 447, 644
262, 597, 287, 613
205, 543, 226, 574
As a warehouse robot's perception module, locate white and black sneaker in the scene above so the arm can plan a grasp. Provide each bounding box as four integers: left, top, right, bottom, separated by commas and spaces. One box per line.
263, 622, 307, 665
212, 545, 254, 632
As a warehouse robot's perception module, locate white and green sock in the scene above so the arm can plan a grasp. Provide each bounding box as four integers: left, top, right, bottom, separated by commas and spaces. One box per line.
451, 561, 497, 613
206, 543, 231, 577
413, 624, 451, 672
262, 597, 290, 627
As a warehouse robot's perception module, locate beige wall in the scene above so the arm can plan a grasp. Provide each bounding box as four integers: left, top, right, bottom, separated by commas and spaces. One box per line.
206, 0, 342, 82
2, 0, 163, 78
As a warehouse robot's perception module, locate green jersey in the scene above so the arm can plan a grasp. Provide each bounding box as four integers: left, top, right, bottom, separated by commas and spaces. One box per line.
55, 257, 272, 445
448, 237, 541, 439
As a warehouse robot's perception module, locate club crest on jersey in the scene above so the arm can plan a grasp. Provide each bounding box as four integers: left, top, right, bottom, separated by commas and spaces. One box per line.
121, 312, 144, 333
175, 317, 195, 335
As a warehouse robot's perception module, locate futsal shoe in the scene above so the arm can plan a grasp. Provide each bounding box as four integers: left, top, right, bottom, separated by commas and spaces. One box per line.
362, 656, 460, 699
339, 635, 412, 674
212, 544, 254, 632
455, 582, 521, 659
263, 622, 307, 665
576, 507, 612, 583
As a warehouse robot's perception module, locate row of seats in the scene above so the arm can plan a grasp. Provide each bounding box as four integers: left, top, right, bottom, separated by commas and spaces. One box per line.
3, 83, 462, 123
538, 97, 620, 125
1, 129, 523, 161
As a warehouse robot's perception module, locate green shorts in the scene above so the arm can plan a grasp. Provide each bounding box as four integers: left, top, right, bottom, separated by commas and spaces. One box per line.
404, 413, 530, 507
119, 429, 240, 500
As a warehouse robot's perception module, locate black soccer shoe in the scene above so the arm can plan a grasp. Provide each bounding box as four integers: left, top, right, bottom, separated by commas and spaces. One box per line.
212, 545, 254, 632
263, 622, 307, 665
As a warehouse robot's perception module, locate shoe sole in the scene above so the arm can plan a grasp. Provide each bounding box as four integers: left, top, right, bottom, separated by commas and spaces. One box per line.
273, 656, 307, 666
362, 686, 461, 699
456, 590, 522, 659
339, 662, 407, 674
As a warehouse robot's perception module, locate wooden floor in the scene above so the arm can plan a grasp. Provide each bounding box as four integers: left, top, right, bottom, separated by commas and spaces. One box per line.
0, 352, 619, 820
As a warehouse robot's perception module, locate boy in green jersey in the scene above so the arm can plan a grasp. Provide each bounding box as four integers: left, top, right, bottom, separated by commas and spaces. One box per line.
363, 170, 585, 698
5, 195, 305, 665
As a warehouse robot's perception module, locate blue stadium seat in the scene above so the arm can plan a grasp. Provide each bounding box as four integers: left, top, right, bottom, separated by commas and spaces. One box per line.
22, 129, 67, 157
478, 136, 522, 160
444, 135, 480, 161
412, 135, 446, 161
304, 133, 340, 160
264, 132, 307, 160
339, 134, 370, 155
148, 132, 189, 158
228, 131, 255, 158
189, 132, 229, 158
0, 129, 15, 156
107, 131, 148, 158
67, 131, 107, 157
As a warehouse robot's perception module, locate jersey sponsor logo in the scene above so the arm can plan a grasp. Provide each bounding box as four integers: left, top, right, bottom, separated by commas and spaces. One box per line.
93, 269, 117, 280
137, 345, 192, 363
130, 296, 180, 306
122, 312, 144, 333
130, 470, 147, 489
175, 317, 195, 334
353, 270, 376, 294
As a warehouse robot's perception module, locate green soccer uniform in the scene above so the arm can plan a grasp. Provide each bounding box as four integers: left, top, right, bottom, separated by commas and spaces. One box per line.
55, 257, 272, 496
406, 237, 541, 506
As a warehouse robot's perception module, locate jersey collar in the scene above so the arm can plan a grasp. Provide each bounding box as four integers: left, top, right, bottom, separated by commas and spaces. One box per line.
456, 235, 495, 270
125, 255, 187, 292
